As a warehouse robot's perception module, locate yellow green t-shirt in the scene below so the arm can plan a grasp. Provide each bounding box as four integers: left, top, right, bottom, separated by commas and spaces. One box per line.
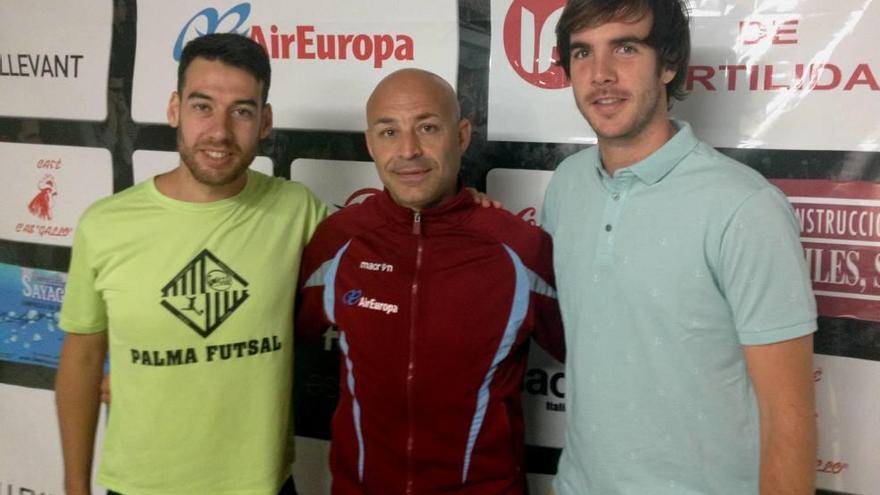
60, 170, 327, 495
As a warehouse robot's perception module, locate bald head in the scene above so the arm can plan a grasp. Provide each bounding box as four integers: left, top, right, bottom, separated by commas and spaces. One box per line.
366, 69, 461, 126
364, 68, 472, 211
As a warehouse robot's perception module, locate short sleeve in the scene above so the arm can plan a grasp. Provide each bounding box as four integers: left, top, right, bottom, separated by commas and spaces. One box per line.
59, 216, 107, 334
718, 186, 817, 345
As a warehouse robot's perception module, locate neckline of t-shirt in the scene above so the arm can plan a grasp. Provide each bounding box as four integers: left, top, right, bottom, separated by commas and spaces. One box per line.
145, 170, 257, 212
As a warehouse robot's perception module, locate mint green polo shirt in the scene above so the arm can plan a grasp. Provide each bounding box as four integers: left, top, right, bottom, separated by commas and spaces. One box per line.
543, 121, 816, 494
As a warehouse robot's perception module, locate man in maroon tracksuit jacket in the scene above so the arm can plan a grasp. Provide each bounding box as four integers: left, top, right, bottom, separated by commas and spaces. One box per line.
296, 69, 564, 495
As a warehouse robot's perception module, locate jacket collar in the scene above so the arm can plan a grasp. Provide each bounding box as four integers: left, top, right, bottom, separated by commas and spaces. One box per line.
374, 186, 474, 234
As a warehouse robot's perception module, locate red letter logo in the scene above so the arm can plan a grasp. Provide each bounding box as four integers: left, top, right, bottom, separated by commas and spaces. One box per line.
503, 0, 568, 89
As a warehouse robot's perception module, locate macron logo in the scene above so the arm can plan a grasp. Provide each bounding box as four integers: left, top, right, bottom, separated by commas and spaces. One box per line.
360, 261, 394, 272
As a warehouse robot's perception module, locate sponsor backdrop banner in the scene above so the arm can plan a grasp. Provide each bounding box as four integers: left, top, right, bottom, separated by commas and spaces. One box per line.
132, 0, 459, 131
290, 159, 383, 211
133, 149, 273, 184
0, 263, 66, 369
488, 0, 593, 144
773, 179, 880, 322
0, 142, 113, 247
1, 2, 879, 495
489, 0, 880, 151
814, 354, 880, 493
0, 0, 113, 121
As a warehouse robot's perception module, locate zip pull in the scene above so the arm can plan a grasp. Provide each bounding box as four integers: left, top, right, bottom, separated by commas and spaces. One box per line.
412, 212, 422, 235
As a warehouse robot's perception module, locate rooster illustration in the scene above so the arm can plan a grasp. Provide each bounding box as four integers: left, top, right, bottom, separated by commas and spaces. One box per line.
28, 174, 57, 220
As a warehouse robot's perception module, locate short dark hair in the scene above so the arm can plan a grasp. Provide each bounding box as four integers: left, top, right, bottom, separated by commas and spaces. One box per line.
555, 0, 691, 104
177, 33, 271, 104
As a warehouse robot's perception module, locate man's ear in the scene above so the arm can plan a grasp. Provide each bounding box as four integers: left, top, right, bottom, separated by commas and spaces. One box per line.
458, 118, 472, 154
259, 103, 273, 139
167, 92, 181, 128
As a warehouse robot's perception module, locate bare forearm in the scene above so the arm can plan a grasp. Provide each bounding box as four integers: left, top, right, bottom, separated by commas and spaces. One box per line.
55, 333, 107, 495
745, 335, 817, 495
759, 409, 816, 495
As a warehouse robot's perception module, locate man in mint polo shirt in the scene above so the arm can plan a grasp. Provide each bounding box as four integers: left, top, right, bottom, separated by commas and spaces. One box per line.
55, 34, 325, 495
543, 0, 818, 493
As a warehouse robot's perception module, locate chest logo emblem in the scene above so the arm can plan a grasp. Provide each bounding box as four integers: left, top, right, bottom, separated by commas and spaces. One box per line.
160, 249, 249, 337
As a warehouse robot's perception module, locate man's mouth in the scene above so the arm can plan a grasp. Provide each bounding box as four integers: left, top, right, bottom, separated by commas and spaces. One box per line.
203, 150, 231, 158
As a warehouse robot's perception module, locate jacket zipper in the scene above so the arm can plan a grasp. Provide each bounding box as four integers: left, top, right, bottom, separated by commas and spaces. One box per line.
406, 211, 422, 495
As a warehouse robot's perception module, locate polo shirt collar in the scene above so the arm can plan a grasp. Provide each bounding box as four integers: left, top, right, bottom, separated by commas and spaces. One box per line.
594, 120, 699, 185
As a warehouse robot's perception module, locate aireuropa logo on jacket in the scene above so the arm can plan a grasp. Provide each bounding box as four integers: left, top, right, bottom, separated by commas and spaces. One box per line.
503, 0, 567, 89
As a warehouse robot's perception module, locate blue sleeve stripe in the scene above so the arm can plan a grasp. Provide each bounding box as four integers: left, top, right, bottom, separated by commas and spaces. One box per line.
461, 244, 529, 483
321, 241, 351, 325
304, 261, 332, 288
339, 330, 366, 481
527, 266, 557, 300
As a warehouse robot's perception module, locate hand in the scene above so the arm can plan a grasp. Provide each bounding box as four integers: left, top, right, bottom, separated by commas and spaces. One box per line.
465, 187, 503, 209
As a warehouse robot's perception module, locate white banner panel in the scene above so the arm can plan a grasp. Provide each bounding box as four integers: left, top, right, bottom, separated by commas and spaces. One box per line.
486, 168, 553, 225
132, 1, 458, 131
0, 1, 112, 120
0, 383, 106, 495
677, 0, 880, 151
132, 149, 273, 184
289, 158, 382, 212
814, 354, 880, 494
488, 0, 594, 144
0, 143, 112, 247
488, 0, 880, 151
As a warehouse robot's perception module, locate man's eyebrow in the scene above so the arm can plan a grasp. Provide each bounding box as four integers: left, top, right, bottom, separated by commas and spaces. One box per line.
611, 35, 650, 45
372, 117, 397, 126
186, 91, 213, 101
414, 112, 440, 121
231, 98, 259, 107
185, 92, 258, 107
371, 112, 440, 126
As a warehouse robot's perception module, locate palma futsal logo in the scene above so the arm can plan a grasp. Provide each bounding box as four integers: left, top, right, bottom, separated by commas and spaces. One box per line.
160, 249, 249, 337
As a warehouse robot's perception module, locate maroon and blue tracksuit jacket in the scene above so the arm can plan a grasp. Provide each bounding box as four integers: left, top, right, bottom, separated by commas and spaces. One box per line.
296, 187, 564, 495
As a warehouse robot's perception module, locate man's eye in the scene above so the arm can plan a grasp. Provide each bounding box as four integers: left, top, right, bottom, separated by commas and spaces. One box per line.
618, 44, 638, 54
572, 48, 590, 59
381, 129, 395, 137
233, 108, 254, 117
421, 124, 437, 133
192, 103, 210, 112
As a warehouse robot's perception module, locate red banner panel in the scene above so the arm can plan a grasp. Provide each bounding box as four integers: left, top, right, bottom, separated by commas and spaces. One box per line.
772, 179, 880, 322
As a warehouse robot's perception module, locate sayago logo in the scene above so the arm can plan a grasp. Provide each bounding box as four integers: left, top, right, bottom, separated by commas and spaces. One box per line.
503, 0, 568, 89
174, 3, 414, 68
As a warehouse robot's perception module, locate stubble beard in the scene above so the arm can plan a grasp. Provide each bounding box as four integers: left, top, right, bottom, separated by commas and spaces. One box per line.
176, 132, 255, 187
582, 82, 665, 144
